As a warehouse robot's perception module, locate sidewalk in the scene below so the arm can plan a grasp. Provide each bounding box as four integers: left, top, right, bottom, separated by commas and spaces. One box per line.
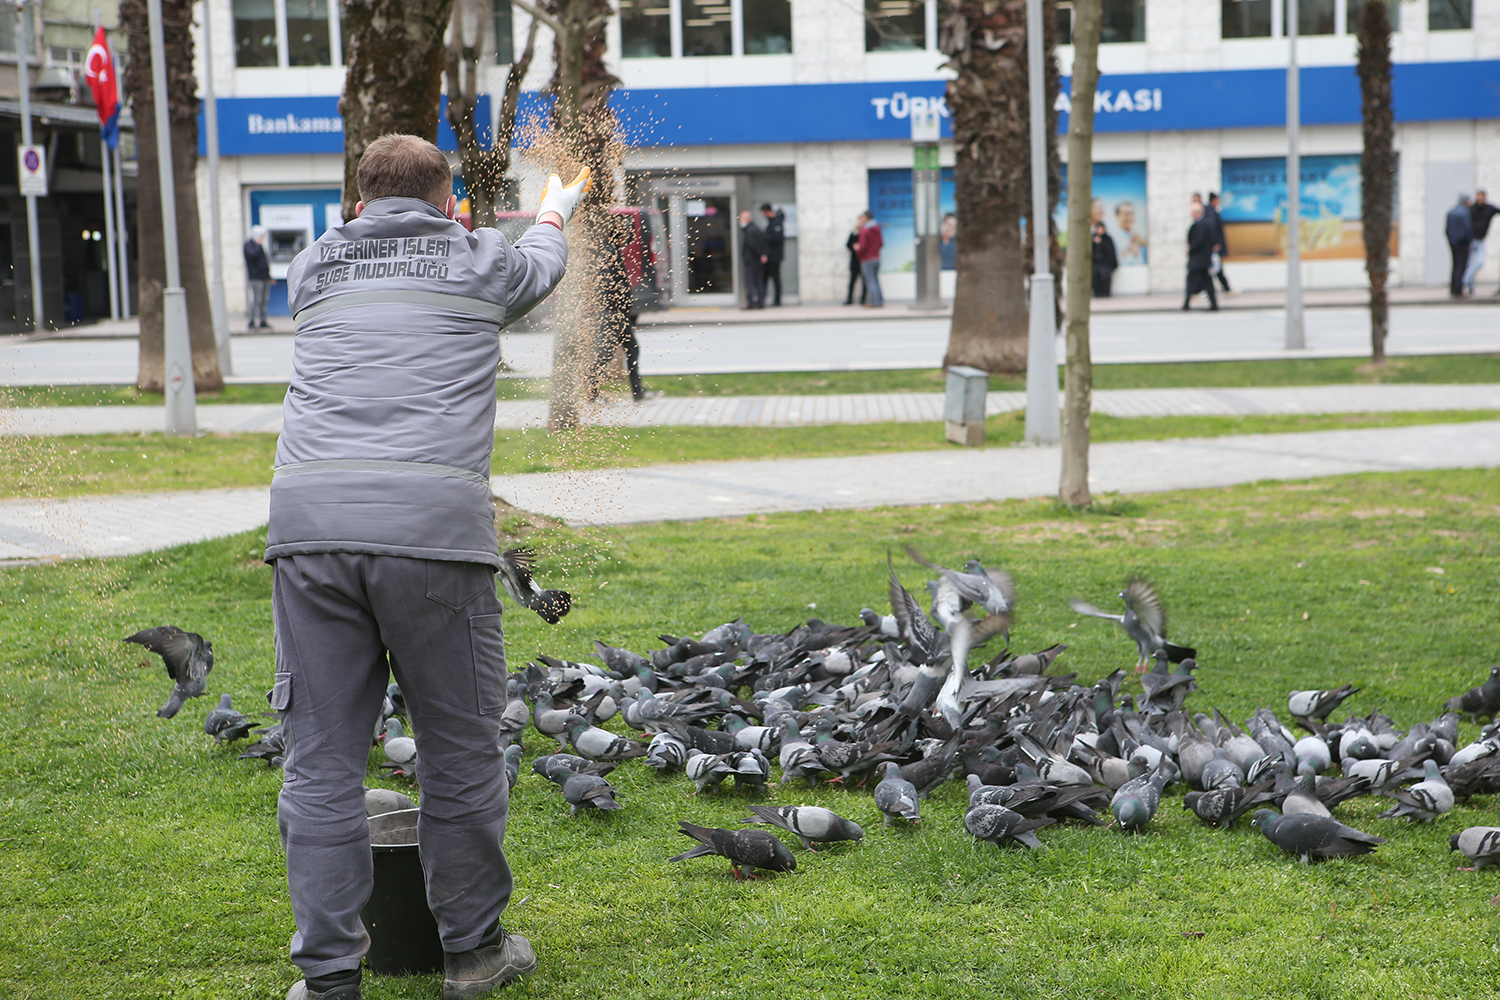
3, 420, 1496, 561
7, 383, 1499, 437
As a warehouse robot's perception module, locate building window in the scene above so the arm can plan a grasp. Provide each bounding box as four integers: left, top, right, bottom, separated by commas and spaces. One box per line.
1346, 0, 1400, 31
682, 0, 732, 56
286, 0, 332, 65
494, 0, 515, 62
866, 0, 925, 51
1222, 0, 1271, 36
1057, 0, 1145, 44
1224, 0, 1393, 38
234, 0, 279, 66
1429, 0, 1471, 30
1292, 0, 1336, 34
743, 0, 791, 54
620, 0, 672, 57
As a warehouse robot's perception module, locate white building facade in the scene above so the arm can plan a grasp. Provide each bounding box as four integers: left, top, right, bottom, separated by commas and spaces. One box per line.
197, 0, 1500, 315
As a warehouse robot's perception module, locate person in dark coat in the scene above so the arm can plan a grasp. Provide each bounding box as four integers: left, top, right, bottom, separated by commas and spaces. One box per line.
1207, 192, 1232, 294
738, 210, 767, 309
243, 225, 272, 330
1464, 189, 1498, 296
760, 203, 785, 306
1183, 202, 1218, 311
844, 225, 865, 305
589, 224, 645, 402
1447, 195, 1473, 298
1091, 221, 1118, 297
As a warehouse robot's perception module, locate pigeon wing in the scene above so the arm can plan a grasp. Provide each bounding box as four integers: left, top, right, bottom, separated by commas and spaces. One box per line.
889, 559, 940, 663
1068, 598, 1122, 623
1121, 578, 1168, 639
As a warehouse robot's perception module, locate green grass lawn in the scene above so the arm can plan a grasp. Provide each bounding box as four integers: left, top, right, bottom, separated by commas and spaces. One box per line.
1, 469, 1499, 998
7, 353, 1500, 409
4, 410, 1495, 500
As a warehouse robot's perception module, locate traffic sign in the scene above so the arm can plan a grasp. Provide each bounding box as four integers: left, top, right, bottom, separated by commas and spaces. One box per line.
18, 145, 47, 197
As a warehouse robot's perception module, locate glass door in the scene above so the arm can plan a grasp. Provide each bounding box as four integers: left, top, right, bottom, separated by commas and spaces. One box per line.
653, 176, 738, 307
685, 196, 733, 295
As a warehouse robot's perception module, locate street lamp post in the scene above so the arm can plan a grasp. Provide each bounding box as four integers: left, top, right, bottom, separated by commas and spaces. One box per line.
1023, 0, 1060, 445
201, 0, 234, 374
147, 0, 197, 434
15, 1, 45, 332
1285, 0, 1305, 349
911, 104, 943, 312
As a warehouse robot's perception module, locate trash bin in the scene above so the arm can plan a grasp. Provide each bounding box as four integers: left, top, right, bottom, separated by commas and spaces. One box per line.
361, 808, 444, 975
944, 365, 989, 447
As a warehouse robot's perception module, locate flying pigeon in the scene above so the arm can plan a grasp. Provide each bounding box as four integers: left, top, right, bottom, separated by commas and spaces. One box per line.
1251, 810, 1386, 864
873, 761, 921, 826
1068, 578, 1195, 673
1377, 760, 1454, 823
668, 821, 796, 880
497, 547, 571, 623
204, 694, 255, 743
1450, 827, 1500, 871
964, 804, 1053, 849
742, 805, 864, 851
902, 545, 1018, 619
125, 625, 214, 719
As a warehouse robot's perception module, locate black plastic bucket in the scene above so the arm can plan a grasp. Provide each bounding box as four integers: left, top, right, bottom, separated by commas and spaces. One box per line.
361, 809, 444, 975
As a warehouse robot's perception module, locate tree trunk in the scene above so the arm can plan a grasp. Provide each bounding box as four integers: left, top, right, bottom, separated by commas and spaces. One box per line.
445, 0, 538, 228
339, 0, 457, 222
940, 0, 1060, 376
121, 0, 222, 393
1059, 0, 1100, 508
1357, 0, 1394, 365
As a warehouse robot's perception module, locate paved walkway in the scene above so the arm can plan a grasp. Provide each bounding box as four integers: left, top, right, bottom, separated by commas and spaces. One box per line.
2, 420, 1496, 561
6, 383, 1500, 437
6, 304, 1500, 384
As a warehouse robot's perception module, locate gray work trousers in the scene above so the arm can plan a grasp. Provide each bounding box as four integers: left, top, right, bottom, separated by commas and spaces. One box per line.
271, 552, 512, 978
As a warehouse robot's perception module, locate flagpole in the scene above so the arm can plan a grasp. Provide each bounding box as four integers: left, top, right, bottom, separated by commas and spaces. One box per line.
102, 137, 120, 319
200, 0, 232, 375
114, 143, 131, 317
16, 0, 45, 332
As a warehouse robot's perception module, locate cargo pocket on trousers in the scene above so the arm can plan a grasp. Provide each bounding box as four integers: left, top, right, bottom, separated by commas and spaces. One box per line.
469, 613, 506, 715
268, 671, 293, 712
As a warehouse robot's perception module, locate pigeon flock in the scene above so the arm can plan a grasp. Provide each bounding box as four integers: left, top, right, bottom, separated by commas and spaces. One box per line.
127, 545, 1500, 883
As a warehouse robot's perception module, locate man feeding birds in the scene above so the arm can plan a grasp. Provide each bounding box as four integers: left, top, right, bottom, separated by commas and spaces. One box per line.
264, 134, 587, 1000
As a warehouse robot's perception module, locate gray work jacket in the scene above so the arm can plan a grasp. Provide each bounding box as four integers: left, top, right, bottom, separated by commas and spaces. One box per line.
264, 197, 567, 568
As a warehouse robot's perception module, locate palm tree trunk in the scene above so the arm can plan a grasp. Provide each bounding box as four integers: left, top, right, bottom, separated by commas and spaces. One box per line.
1060, 0, 1100, 508
121, 0, 223, 393
940, 0, 1060, 376
1357, 0, 1394, 365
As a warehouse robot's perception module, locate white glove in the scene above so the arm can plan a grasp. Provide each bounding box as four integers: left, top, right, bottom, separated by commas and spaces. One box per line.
537, 167, 592, 226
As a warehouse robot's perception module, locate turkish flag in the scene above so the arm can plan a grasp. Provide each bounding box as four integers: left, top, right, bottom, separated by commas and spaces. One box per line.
84, 27, 120, 147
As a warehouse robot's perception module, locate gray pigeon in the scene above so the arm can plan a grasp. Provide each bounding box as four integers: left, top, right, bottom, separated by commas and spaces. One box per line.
204, 694, 255, 743
668, 821, 796, 880
1111, 762, 1166, 833
1444, 665, 1500, 723
742, 805, 864, 851
1068, 578, 1195, 673
382, 718, 419, 768
126, 625, 214, 719
646, 731, 689, 772
873, 761, 921, 826
1199, 748, 1245, 791
1450, 827, 1500, 870
1281, 773, 1333, 818
504, 744, 522, 790
561, 772, 622, 814
685, 750, 734, 794
1288, 685, 1359, 721
1377, 760, 1454, 823
1183, 780, 1277, 828
497, 547, 570, 623
964, 804, 1053, 850
1251, 810, 1386, 864
564, 715, 648, 761
365, 787, 416, 817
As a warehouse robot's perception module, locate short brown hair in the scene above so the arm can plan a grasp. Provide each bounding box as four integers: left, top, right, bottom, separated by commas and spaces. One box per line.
356, 134, 452, 207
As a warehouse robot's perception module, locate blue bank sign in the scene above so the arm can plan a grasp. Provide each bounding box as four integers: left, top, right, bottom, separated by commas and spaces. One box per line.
205, 60, 1498, 155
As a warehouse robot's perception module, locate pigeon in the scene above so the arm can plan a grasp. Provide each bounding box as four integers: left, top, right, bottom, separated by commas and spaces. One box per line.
504, 744, 523, 789
1069, 578, 1195, 673
237, 723, 287, 766
382, 718, 419, 768
1281, 773, 1333, 818
497, 547, 571, 623
668, 821, 796, 880
1377, 760, 1454, 823
204, 694, 255, 743
778, 721, 823, 786
1199, 748, 1246, 790
646, 731, 690, 772
1288, 685, 1359, 721
1444, 666, 1500, 723
1183, 780, 1277, 828
742, 805, 864, 851
365, 787, 416, 817
1111, 761, 1166, 833
873, 761, 921, 826
727, 749, 772, 794
125, 625, 214, 718
564, 715, 648, 761
902, 545, 1018, 619
685, 750, 734, 794
535, 754, 614, 785
561, 772, 623, 814
1450, 827, 1500, 870
859, 608, 900, 638
1251, 810, 1387, 864
964, 804, 1053, 850
532, 691, 577, 751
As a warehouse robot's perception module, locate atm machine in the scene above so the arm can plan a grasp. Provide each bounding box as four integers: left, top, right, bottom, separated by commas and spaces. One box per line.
248, 188, 342, 316
259, 204, 314, 281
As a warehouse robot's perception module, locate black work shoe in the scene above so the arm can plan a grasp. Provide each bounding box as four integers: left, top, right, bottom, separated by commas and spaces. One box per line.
285, 978, 361, 1000
443, 929, 537, 999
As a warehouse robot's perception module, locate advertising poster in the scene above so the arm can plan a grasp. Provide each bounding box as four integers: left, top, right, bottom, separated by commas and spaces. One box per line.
866, 168, 957, 273
1053, 161, 1149, 266
1219, 154, 1399, 260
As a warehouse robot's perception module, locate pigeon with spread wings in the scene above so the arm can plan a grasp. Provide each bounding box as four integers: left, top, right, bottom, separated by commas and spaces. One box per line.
1069, 578, 1195, 674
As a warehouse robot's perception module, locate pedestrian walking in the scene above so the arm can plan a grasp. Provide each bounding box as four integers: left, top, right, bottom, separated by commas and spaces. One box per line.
1463, 189, 1498, 296
1207, 192, 1233, 295
1183, 201, 1218, 311
738, 210, 767, 309
244, 225, 272, 330
844, 224, 865, 305
589, 221, 645, 403
267, 134, 584, 1000
1091, 221, 1118, 297
1447, 194, 1473, 298
760, 203, 785, 306
855, 210, 884, 308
